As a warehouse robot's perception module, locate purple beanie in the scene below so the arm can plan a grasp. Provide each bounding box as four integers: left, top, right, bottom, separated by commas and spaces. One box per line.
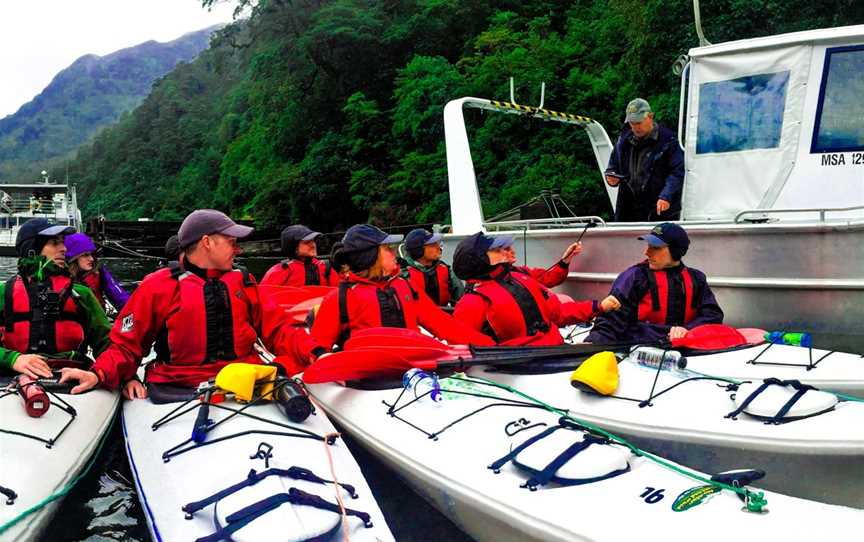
65, 233, 97, 262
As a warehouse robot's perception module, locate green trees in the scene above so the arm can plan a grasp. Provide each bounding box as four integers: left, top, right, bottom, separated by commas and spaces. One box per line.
66, 0, 864, 228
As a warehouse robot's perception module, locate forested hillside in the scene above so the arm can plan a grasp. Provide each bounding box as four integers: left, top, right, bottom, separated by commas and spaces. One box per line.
67, 0, 863, 230
0, 26, 219, 181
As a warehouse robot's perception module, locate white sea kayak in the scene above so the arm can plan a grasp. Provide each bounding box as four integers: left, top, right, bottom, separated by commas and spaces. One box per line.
123, 380, 393, 542
305, 375, 864, 542
562, 325, 864, 397
480, 351, 864, 508
0, 377, 119, 542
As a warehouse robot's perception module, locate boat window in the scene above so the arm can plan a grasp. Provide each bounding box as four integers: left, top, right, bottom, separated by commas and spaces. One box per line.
811, 45, 864, 153
695, 71, 789, 154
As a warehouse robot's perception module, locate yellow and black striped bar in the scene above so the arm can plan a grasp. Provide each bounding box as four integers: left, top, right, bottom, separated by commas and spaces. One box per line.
471, 100, 594, 127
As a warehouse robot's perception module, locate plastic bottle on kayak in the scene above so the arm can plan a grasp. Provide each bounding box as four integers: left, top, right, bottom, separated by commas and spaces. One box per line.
631, 347, 688, 372
18, 375, 50, 417
764, 331, 813, 348
402, 369, 442, 402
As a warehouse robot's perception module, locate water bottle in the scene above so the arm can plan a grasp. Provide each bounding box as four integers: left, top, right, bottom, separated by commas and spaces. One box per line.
764, 331, 813, 348
17, 375, 50, 418
402, 369, 442, 402
631, 346, 688, 372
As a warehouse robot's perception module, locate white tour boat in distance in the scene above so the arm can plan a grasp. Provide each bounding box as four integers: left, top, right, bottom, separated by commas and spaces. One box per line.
440, 24, 864, 350
0, 172, 82, 257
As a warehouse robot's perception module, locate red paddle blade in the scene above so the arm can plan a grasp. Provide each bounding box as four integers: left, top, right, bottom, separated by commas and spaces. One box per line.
260, 285, 335, 305
302, 350, 437, 383
737, 328, 768, 345
349, 345, 461, 361
673, 324, 747, 350
345, 332, 469, 353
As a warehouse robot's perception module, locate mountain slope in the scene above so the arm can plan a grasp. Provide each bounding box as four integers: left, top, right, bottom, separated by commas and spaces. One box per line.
0, 25, 221, 180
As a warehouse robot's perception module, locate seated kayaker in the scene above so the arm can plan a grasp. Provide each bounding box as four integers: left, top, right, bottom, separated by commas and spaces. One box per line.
59, 210, 324, 399
311, 224, 494, 350
261, 224, 340, 287
586, 222, 723, 344
398, 228, 463, 307
501, 240, 584, 288
452, 232, 620, 346
0, 219, 111, 379
65, 233, 131, 311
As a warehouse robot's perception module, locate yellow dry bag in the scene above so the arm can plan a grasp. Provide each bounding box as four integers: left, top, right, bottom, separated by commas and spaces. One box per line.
215, 363, 278, 402
569, 351, 619, 396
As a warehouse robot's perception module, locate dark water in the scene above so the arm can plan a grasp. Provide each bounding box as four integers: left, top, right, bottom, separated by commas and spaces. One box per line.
0, 256, 471, 542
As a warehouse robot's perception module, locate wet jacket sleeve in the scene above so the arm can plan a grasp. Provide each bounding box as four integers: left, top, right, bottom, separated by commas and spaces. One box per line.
0, 282, 19, 369
452, 293, 489, 335
416, 291, 495, 346
71, 283, 113, 357
256, 291, 322, 376
550, 295, 601, 325
606, 134, 624, 174
92, 278, 171, 389
586, 267, 644, 344
684, 269, 724, 329
99, 265, 130, 311
517, 263, 569, 288
658, 140, 685, 203
310, 290, 342, 351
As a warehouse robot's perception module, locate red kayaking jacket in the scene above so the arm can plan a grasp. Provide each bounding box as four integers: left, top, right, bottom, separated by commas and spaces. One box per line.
311, 272, 494, 350
513, 261, 569, 288
403, 262, 454, 306
3, 274, 85, 354
92, 261, 320, 389
261, 258, 340, 288
454, 267, 599, 346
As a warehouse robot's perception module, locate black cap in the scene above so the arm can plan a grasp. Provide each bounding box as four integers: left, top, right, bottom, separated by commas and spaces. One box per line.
452, 232, 514, 280
164, 234, 181, 261
404, 228, 443, 260
177, 209, 253, 248
281, 224, 321, 256
341, 224, 403, 252
15, 218, 75, 258
638, 222, 690, 260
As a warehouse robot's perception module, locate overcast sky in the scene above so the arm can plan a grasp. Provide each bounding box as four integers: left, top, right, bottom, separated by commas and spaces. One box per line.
0, 0, 238, 118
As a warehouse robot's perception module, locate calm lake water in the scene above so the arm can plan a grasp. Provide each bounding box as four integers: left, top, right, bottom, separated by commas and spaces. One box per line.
0, 256, 471, 542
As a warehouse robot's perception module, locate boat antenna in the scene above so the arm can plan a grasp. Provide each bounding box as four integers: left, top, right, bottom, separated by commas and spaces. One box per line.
509, 77, 547, 108
693, 0, 711, 46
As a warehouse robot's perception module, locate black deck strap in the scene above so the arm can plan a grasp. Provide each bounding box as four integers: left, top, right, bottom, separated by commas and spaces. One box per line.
182, 467, 359, 517
725, 378, 782, 420
0, 484, 17, 505
523, 434, 627, 491
488, 426, 560, 473
767, 380, 817, 424
194, 488, 373, 542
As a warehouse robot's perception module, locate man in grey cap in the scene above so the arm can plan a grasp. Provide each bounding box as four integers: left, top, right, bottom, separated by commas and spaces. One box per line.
604, 98, 685, 222
59, 209, 324, 399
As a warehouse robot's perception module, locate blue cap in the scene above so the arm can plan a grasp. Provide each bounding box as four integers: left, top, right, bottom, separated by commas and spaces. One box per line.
15, 218, 75, 257
638, 223, 689, 259
404, 228, 443, 252
341, 224, 403, 252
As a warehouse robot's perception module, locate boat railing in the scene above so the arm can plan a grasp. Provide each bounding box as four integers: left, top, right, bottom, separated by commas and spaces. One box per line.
484, 216, 606, 231
734, 204, 864, 223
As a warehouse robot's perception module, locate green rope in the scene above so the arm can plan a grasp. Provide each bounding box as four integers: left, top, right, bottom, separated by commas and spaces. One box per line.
449, 374, 768, 513
0, 408, 118, 535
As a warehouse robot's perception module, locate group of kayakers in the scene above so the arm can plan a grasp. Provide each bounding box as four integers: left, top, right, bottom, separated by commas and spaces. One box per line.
0, 207, 723, 401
